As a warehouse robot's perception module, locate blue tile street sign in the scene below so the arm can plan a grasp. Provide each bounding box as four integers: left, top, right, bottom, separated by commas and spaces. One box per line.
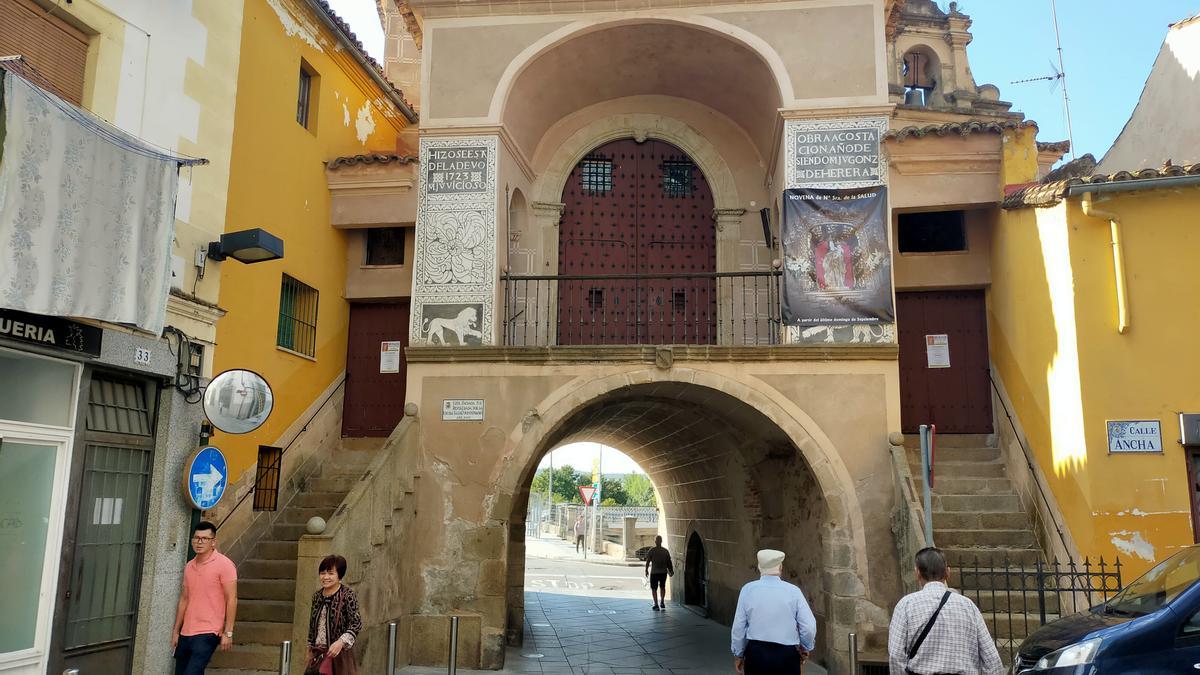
186, 446, 228, 510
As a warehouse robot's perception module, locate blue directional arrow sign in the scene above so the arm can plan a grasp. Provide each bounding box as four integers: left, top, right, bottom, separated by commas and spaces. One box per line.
185, 446, 228, 510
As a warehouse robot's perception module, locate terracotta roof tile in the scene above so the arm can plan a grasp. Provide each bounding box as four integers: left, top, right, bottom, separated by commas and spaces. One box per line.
884, 119, 1037, 142
1002, 161, 1200, 209
326, 153, 418, 169
308, 0, 417, 118
1037, 140, 1071, 154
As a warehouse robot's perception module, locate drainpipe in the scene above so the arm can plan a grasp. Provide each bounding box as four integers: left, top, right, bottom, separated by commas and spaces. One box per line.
1079, 193, 1129, 334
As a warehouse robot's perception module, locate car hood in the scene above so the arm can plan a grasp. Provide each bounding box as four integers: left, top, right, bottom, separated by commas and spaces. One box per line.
1017, 608, 1135, 661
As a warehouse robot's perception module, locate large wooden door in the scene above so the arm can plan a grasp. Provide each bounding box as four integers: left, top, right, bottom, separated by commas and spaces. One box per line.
343, 302, 409, 437
558, 138, 716, 344
897, 290, 993, 433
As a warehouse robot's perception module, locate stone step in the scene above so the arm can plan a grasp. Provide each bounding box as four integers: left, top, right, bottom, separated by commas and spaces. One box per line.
934, 494, 1022, 513
239, 599, 293, 623
935, 529, 1037, 549
279, 505, 338, 524
240, 578, 296, 601
927, 477, 1015, 495
208, 642, 281, 671
236, 620, 293, 645
934, 511, 1029, 530
903, 434, 994, 450
304, 476, 358, 493
944, 547, 1041, 567
969, 590, 1061, 614
926, 461, 1008, 479
293, 491, 344, 508
906, 446, 1002, 463
981, 613, 1060, 639
270, 522, 311, 541
254, 539, 298, 559
241, 558, 294, 579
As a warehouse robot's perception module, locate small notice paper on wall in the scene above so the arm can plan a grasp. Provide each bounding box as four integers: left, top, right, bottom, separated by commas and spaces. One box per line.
380, 341, 402, 374
925, 334, 950, 368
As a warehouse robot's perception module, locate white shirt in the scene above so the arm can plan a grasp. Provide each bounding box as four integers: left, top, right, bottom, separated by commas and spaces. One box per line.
887, 581, 1003, 675
730, 575, 817, 656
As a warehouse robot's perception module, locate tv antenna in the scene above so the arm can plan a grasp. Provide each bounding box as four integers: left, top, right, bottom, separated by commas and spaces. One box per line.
1010, 0, 1076, 159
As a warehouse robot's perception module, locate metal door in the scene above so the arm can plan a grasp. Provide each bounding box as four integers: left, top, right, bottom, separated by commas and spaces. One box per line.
52, 373, 156, 675
343, 302, 409, 436
558, 138, 716, 344
897, 290, 993, 433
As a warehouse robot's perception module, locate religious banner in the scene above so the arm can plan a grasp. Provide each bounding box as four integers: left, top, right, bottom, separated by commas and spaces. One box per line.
781, 186, 893, 326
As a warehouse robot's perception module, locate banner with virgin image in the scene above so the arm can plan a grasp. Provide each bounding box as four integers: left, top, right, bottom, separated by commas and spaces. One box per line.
781, 186, 893, 325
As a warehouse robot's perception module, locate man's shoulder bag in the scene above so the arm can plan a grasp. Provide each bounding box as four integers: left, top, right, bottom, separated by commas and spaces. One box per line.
905, 590, 952, 671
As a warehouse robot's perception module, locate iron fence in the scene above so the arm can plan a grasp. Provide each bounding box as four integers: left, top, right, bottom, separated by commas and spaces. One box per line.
957, 556, 1123, 666
501, 271, 782, 346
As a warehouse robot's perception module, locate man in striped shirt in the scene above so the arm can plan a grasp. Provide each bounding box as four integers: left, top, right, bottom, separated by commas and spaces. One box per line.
887, 547, 1003, 675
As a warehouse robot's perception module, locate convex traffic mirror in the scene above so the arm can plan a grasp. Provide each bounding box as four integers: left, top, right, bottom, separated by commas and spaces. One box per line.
202, 369, 274, 434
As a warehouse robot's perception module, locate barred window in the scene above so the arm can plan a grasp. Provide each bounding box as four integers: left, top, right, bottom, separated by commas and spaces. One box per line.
661, 161, 694, 197
277, 274, 318, 357
580, 159, 613, 193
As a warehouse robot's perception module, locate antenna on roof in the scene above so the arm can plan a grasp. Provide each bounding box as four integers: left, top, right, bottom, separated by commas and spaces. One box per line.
1010, 0, 1077, 159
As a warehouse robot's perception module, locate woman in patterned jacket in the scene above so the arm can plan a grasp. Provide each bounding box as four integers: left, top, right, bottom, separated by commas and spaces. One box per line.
306, 554, 362, 675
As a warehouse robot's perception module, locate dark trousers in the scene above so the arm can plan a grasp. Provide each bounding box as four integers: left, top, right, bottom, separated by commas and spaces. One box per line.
744, 639, 802, 675
175, 633, 220, 675
576, 534, 584, 551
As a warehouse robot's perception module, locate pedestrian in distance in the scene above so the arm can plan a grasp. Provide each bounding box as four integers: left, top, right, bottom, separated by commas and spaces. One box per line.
887, 546, 1003, 675
574, 514, 586, 553
172, 520, 238, 675
644, 535, 675, 610
305, 554, 362, 675
731, 549, 816, 674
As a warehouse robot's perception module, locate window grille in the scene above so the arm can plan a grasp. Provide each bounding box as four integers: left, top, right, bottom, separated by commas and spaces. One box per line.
587, 288, 604, 311
277, 274, 319, 357
253, 446, 283, 511
86, 377, 153, 436
580, 159, 613, 193
365, 227, 405, 266
661, 161, 694, 197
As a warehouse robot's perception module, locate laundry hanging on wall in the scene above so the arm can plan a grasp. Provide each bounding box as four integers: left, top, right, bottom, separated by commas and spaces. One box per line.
781, 186, 893, 326
0, 65, 204, 335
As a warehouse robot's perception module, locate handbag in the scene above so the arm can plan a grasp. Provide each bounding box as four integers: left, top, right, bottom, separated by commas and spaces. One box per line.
305, 647, 334, 675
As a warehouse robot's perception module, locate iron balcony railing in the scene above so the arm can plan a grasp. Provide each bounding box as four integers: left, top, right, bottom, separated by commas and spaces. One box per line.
501, 271, 782, 347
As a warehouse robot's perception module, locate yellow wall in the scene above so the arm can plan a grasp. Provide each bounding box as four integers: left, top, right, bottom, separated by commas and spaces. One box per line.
215, 0, 406, 478
991, 130, 1200, 576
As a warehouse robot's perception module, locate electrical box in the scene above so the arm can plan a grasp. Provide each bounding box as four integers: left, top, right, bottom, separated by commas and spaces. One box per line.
1180, 414, 1200, 446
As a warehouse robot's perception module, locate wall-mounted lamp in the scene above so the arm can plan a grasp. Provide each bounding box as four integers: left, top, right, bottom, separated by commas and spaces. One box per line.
207, 228, 285, 264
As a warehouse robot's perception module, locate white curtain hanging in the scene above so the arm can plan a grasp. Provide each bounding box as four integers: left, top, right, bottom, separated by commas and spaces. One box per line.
0, 71, 180, 335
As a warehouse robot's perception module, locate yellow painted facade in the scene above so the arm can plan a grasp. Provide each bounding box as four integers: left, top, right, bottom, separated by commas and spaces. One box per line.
214, 0, 409, 478
992, 130, 1200, 577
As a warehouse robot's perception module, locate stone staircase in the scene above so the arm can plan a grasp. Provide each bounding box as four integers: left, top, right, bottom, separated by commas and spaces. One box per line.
209, 442, 384, 675
905, 434, 1046, 657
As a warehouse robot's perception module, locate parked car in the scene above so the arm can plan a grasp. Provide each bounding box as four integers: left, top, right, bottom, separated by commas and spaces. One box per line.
1013, 544, 1200, 673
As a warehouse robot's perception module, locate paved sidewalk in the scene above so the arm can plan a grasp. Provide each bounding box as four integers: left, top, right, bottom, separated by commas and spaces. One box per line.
398, 592, 828, 675
526, 534, 642, 567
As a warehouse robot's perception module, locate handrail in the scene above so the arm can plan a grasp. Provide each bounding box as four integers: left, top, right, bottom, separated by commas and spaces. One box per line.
216, 376, 346, 529
919, 424, 935, 547
501, 271, 781, 281
989, 372, 1072, 557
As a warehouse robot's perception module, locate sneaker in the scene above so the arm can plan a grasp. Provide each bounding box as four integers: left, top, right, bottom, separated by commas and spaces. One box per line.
659, 604, 667, 610
652, 605, 660, 611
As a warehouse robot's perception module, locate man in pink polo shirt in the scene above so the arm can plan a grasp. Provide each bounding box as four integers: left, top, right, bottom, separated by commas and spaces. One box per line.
172, 521, 238, 675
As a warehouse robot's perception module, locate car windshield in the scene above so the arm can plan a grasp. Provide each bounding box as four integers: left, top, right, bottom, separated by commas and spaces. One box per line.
1105, 546, 1200, 617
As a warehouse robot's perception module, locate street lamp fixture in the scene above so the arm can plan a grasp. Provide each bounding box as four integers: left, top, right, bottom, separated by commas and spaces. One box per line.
207, 228, 285, 264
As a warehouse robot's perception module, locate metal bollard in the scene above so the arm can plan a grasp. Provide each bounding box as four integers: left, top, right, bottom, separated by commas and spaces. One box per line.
848, 632, 858, 675
279, 640, 292, 675
387, 621, 399, 675
447, 616, 459, 675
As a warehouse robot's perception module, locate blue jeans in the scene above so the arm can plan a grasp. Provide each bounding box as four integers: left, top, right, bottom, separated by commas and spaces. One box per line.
175, 633, 220, 675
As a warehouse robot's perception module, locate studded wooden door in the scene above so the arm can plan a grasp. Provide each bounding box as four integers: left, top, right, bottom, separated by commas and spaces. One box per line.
558, 139, 716, 344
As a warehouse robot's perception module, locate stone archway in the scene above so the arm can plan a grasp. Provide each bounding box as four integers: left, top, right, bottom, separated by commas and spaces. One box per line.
498, 367, 876, 671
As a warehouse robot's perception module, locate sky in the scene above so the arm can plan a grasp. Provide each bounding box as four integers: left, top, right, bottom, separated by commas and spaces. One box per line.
328, 0, 1197, 163
536, 442, 646, 475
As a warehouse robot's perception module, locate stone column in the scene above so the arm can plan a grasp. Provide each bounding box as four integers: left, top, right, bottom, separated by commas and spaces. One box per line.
622, 515, 638, 559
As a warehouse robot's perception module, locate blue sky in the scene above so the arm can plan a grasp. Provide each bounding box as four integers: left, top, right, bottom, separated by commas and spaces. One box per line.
958, 0, 1198, 161
331, 0, 1197, 164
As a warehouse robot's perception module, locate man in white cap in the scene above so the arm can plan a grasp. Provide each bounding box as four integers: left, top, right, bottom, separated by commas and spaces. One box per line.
731, 549, 816, 674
